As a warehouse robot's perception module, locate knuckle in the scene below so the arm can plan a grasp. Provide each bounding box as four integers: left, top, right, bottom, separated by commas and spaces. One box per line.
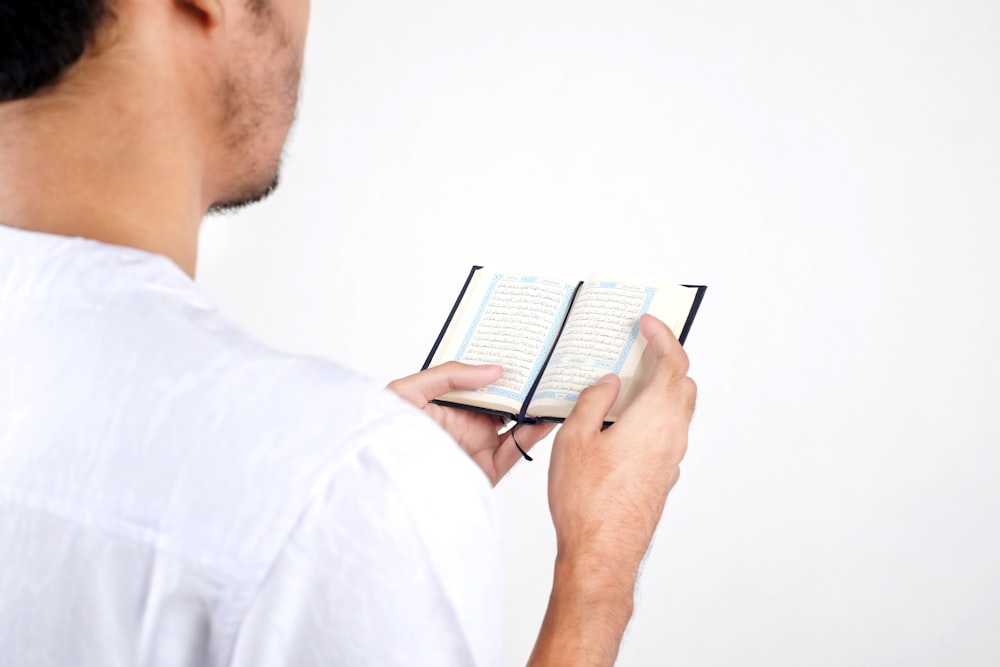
672, 348, 691, 377
653, 348, 689, 381
685, 389, 697, 418
676, 376, 697, 417
649, 376, 696, 421
681, 376, 697, 399
440, 361, 466, 390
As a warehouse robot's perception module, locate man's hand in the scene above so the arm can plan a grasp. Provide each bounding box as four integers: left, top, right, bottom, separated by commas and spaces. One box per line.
388, 363, 555, 486
530, 314, 697, 667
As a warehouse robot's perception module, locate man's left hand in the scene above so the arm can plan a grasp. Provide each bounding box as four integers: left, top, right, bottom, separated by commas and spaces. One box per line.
388, 362, 555, 486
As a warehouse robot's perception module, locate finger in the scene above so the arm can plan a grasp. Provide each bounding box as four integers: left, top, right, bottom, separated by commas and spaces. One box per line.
388, 362, 503, 406
639, 313, 689, 382
494, 421, 557, 482
561, 374, 622, 436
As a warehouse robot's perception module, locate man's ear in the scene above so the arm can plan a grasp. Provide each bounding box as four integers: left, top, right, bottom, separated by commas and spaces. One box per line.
174, 0, 225, 29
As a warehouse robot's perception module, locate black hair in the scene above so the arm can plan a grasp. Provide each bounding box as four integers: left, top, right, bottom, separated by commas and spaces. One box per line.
0, 0, 112, 102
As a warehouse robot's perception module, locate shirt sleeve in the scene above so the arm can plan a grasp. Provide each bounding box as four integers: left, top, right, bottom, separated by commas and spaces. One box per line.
228, 409, 503, 667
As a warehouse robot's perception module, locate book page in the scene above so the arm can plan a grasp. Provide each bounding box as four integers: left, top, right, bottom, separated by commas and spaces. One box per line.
528, 278, 698, 421
531, 281, 653, 402
428, 269, 578, 412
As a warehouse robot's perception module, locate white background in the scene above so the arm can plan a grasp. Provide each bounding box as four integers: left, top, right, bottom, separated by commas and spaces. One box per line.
196, 1, 1000, 665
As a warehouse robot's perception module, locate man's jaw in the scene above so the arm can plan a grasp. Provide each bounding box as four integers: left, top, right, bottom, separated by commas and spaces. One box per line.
207, 168, 282, 216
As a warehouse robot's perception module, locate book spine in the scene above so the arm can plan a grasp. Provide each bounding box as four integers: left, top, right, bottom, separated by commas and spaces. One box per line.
516, 281, 585, 423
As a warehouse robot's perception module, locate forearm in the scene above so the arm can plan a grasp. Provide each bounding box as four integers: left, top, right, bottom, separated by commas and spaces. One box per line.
528, 554, 639, 667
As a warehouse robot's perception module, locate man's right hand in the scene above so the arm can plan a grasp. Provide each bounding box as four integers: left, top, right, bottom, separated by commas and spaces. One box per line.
529, 313, 697, 667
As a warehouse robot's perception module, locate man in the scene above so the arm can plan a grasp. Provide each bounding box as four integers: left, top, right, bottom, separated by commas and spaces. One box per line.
0, 0, 697, 665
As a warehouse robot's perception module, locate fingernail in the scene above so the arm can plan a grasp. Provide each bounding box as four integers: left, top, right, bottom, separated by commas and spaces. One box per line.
598, 373, 618, 384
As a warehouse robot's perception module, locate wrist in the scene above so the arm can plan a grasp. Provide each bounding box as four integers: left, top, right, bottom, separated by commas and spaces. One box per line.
528, 554, 637, 666
552, 550, 637, 617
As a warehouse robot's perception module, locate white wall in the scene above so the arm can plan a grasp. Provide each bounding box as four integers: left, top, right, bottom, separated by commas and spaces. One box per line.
196, 1, 1000, 664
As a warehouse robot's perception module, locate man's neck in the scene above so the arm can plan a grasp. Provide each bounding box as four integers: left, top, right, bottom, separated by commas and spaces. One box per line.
0, 63, 208, 277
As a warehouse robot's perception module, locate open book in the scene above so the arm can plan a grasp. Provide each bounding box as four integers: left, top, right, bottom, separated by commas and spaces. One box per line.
422, 267, 706, 423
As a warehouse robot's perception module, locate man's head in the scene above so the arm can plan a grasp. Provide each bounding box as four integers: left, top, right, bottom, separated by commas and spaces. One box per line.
0, 0, 311, 212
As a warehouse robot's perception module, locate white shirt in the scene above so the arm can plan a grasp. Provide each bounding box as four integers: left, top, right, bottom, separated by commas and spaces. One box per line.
0, 225, 501, 666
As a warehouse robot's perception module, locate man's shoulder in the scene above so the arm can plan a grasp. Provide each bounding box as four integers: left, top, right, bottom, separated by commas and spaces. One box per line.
0, 231, 481, 579
103, 277, 466, 577
1, 231, 499, 665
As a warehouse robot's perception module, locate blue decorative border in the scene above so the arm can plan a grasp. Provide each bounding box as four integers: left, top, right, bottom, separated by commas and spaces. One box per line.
614, 286, 657, 373
455, 274, 576, 401
533, 284, 657, 402
456, 273, 503, 361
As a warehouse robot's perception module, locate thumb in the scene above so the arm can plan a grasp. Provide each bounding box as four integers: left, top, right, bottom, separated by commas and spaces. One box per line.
388, 361, 504, 406
563, 374, 621, 434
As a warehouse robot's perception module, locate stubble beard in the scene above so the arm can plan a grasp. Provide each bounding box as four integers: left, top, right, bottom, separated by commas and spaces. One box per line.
208, 4, 302, 216
207, 170, 282, 216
